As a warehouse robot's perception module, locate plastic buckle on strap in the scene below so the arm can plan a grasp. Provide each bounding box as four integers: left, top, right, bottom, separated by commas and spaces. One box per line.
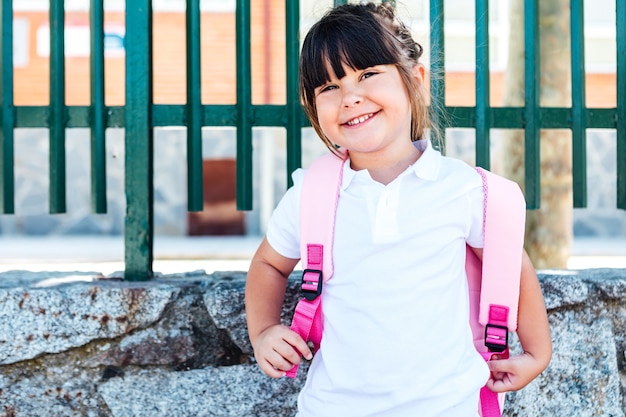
301, 269, 323, 301
484, 323, 509, 353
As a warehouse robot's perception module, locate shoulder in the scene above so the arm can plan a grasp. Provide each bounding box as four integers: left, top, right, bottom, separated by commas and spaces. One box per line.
270, 168, 306, 212
413, 140, 482, 190
437, 155, 483, 191
264, 168, 307, 259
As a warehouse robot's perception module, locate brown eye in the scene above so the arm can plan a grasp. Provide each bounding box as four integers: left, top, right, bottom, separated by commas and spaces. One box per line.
319, 84, 338, 94
361, 71, 377, 80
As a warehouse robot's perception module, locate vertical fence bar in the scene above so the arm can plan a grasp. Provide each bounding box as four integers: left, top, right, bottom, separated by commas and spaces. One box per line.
285, 0, 301, 186
475, 0, 490, 169
49, 0, 67, 213
90, 0, 107, 213
186, 0, 203, 211
235, 0, 253, 210
617, 0, 626, 209
125, 0, 154, 280
570, 0, 587, 208
0, 0, 14, 214
430, 0, 446, 151
524, 0, 540, 208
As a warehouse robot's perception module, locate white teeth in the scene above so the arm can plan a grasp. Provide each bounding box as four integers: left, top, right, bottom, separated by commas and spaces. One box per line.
346, 113, 374, 126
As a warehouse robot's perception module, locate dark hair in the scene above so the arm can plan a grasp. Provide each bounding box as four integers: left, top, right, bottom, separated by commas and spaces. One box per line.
299, 2, 431, 153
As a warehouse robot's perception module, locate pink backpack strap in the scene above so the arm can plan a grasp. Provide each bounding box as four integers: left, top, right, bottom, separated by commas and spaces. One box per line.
286, 150, 347, 379
477, 168, 524, 340
473, 168, 526, 417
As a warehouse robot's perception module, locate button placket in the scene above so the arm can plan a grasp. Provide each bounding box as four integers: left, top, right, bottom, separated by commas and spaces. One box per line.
373, 180, 401, 243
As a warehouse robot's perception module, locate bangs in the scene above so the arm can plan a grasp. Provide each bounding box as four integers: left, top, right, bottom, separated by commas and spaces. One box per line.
300, 10, 399, 94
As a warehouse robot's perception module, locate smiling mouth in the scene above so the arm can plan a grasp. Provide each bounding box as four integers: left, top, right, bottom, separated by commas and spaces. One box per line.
344, 112, 375, 126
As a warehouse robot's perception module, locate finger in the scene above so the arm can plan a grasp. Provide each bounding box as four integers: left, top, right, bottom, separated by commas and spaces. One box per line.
486, 377, 510, 393
256, 332, 305, 368
258, 347, 298, 377
270, 345, 303, 371
261, 325, 312, 360
252, 326, 313, 378
486, 360, 521, 393
281, 330, 313, 360
258, 358, 287, 379
272, 344, 303, 369
487, 359, 513, 374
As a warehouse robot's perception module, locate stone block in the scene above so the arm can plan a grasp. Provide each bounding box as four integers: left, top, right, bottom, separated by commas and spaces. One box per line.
0, 280, 178, 365
99, 363, 307, 417
506, 312, 624, 417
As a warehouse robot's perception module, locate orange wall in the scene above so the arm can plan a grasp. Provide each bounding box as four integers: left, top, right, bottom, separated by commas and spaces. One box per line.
14, 1, 286, 106
445, 72, 616, 108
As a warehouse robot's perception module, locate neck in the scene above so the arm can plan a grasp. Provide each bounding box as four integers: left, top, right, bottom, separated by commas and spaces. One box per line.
349, 143, 422, 185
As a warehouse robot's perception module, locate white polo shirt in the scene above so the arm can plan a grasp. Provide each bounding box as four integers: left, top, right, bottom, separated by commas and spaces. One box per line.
266, 140, 490, 417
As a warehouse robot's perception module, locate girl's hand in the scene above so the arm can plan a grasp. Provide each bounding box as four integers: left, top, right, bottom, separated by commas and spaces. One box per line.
252, 324, 313, 378
482, 250, 552, 393
485, 352, 547, 392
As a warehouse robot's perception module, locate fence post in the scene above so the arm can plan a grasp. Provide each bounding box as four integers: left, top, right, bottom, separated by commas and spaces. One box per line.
124, 0, 154, 280
524, 0, 540, 209
618, 0, 626, 209
430, 0, 446, 150
570, 0, 588, 208
475, 0, 491, 169
49, 0, 67, 214
286, 0, 301, 186
0, 0, 14, 214
235, 0, 253, 211
186, 0, 204, 212
90, 0, 107, 214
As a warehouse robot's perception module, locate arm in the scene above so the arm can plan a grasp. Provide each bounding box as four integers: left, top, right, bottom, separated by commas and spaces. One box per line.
245, 237, 312, 378
472, 248, 552, 392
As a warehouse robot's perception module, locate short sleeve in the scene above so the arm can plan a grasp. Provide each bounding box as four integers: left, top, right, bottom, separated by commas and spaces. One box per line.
265, 169, 305, 260
466, 174, 485, 249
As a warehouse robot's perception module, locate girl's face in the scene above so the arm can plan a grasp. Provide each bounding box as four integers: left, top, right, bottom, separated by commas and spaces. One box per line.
313, 62, 417, 161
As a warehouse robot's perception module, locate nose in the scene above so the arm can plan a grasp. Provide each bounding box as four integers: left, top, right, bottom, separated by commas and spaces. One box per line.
341, 86, 362, 108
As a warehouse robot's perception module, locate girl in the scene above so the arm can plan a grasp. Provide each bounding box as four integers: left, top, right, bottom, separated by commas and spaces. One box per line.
245, 3, 552, 416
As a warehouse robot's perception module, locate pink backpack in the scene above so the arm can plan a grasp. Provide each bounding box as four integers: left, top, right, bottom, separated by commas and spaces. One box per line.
286, 150, 526, 417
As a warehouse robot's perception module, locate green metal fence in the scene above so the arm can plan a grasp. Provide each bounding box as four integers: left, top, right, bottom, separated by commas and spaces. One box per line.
0, 0, 624, 280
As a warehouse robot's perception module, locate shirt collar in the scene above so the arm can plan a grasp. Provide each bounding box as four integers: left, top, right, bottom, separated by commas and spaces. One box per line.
340, 139, 442, 190
409, 139, 441, 181
341, 159, 359, 190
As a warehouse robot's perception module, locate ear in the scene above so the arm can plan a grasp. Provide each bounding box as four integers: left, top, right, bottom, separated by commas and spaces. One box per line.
412, 63, 426, 83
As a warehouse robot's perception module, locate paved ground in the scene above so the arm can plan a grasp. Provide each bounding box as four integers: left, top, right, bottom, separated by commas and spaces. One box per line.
0, 235, 625, 275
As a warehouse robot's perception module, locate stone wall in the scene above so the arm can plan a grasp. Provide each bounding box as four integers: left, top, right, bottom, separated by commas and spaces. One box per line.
0, 267, 625, 417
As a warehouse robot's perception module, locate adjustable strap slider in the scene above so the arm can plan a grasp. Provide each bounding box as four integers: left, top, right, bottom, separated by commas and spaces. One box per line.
300, 269, 323, 301
484, 304, 510, 353
484, 323, 508, 353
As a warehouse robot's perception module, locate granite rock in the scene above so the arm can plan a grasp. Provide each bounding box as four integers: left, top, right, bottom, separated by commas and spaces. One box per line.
0, 268, 624, 416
